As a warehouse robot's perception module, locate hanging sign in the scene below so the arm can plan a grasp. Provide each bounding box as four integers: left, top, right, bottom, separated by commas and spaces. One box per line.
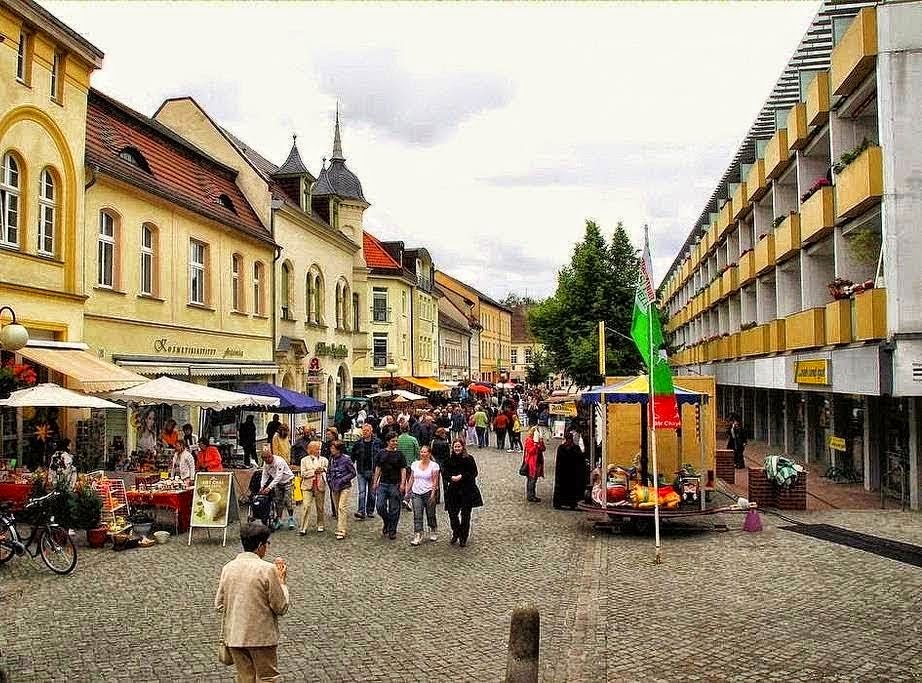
794, 359, 830, 385
828, 435, 846, 452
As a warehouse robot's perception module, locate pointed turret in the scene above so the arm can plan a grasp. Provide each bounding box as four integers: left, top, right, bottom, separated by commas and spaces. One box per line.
312, 105, 366, 203
274, 134, 310, 177
331, 103, 344, 161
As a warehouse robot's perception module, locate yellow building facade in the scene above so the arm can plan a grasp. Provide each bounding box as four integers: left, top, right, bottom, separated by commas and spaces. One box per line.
82, 91, 276, 384
0, 2, 102, 344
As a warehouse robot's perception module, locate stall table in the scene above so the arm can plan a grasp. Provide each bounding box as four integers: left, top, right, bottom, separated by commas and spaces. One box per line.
0, 482, 31, 508
127, 489, 194, 533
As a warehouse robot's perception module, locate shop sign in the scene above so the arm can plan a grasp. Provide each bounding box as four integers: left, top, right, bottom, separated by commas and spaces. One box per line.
828, 435, 846, 452
794, 359, 830, 385
153, 338, 245, 359
549, 402, 578, 417
314, 342, 348, 359
305, 356, 324, 384
190, 472, 234, 530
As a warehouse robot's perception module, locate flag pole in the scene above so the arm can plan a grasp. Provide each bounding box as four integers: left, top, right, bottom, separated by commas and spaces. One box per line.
645, 224, 663, 565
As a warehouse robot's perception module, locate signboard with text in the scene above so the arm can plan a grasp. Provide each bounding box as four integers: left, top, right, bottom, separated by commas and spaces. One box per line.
794, 359, 830, 385
828, 435, 846, 452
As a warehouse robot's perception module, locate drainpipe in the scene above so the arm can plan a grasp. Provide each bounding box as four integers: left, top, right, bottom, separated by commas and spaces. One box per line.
270, 200, 283, 385
409, 282, 416, 378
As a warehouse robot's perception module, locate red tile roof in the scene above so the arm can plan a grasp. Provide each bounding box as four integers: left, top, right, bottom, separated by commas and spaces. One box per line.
86, 90, 271, 243
363, 231, 402, 270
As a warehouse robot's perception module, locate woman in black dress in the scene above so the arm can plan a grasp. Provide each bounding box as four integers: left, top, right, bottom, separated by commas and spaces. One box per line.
553, 431, 587, 510
430, 427, 451, 504
442, 439, 483, 547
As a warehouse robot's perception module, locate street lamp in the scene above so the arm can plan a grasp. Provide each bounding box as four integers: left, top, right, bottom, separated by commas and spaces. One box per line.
384, 361, 399, 399
0, 306, 28, 351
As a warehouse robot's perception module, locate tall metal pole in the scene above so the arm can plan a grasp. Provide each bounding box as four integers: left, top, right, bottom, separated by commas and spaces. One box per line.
646, 225, 663, 565
598, 321, 606, 508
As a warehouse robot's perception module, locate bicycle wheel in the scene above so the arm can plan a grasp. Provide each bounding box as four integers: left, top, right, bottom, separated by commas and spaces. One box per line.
0, 525, 14, 564
39, 526, 77, 575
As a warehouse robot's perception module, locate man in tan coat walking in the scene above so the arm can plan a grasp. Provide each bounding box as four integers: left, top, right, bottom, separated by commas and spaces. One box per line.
215, 521, 290, 682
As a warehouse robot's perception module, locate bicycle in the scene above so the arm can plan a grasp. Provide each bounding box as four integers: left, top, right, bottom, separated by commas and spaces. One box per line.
0, 491, 78, 575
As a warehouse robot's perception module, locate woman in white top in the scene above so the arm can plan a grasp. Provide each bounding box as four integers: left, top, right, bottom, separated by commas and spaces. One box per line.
407, 445, 440, 546
169, 443, 196, 484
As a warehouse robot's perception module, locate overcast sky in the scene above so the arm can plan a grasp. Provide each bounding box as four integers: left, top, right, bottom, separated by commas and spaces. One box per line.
44, 1, 820, 299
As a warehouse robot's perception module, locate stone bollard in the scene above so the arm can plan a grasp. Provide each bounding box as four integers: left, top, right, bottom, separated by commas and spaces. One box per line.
505, 605, 540, 683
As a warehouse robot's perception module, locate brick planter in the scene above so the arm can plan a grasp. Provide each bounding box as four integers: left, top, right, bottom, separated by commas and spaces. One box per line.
747, 468, 808, 510
716, 448, 736, 484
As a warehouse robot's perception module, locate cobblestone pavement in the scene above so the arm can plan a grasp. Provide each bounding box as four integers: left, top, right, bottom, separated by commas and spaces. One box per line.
2, 444, 921, 682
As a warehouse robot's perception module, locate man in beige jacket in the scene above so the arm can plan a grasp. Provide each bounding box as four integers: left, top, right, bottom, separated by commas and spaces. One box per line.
215, 521, 290, 682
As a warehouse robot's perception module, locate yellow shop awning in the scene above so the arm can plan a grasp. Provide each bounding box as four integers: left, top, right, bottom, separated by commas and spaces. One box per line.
17, 347, 148, 393
408, 376, 450, 392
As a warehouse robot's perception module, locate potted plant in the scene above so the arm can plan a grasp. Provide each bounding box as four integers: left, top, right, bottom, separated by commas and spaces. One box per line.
128, 508, 155, 539
0, 361, 36, 400
832, 138, 875, 175
801, 177, 830, 203
69, 479, 104, 545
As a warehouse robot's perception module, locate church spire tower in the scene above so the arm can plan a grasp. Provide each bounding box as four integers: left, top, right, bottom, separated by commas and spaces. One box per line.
332, 101, 344, 161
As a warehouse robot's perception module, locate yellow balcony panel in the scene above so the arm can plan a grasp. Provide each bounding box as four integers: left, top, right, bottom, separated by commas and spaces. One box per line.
739, 325, 769, 357
746, 159, 768, 203
765, 129, 791, 180
774, 213, 801, 263
693, 244, 701, 266
831, 7, 878, 97
801, 185, 835, 244
732, 182, 749, 221
854, 287, 887, 340
738, 250, 755, 285
786, 308, 826, 350
708, 279, 721, 305
718, 201, 734, 239
806, 71, 831, 127
754, 234, 776, 275
721, 265, 739, 295
769, 319, 786, 353
825, 299, 853, 345
706, 339, 718, 362
729, 333, 741, 359
787, 104, 809, 151
836, 146, 883, 221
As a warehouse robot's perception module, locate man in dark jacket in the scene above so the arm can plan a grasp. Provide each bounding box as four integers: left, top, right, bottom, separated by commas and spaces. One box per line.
239, 415, 257, 468
727, 415, 748, 469
350, 424, 380, 519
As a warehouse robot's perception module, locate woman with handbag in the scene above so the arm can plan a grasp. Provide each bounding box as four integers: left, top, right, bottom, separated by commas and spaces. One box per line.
326, 440, 356, 539
523, 427, 546, 503
442, 439, 483, 548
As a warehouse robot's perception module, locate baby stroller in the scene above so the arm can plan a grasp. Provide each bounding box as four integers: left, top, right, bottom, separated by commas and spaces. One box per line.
238, 469, 277, 528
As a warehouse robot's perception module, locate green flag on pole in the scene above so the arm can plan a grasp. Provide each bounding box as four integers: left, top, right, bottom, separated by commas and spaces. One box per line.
630, 228, 681, 430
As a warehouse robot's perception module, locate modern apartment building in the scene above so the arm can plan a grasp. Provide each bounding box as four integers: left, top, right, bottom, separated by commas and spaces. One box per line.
659, 1, 922, 509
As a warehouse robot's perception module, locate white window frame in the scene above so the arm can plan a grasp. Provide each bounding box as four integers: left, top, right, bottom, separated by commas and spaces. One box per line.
253, 262, 264, 315
16, 31, 28, 82
372, 287, 388, 323
280, 263, 291, 318
189, 240, 206, 305
36, 168, 56, 256
50, 52, 60, 102
97, 211, 116, 287
372, 333, 388, 368
1, 154, 21, 248
140, 224, 154, 295
232, 255, 241, 312
510, 349, 518, 366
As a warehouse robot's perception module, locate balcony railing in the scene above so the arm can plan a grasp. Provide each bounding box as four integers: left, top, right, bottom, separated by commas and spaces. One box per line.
740, 324, 770, 357
373, 353, 389, 368
769, 319, 786, 353
785, 308, 826, 350
765, 129, 790, 180
371, 305, 391, 323
708, 279, 721, 304
754, 235, 775, 276
830, 7, 877, 97
721, 265, 738, 296
787, 103, 808, 151
835, 145, 883, 221
746, 159, 768, 203
732, 182, 749, 222
718, 201, 734, 239
774, 213, 801, 263
806, 71, 830, 127
800, 185, 835, 245
854, 287, 887, 340
738, 250, 755, 285
825, 299, 853, 345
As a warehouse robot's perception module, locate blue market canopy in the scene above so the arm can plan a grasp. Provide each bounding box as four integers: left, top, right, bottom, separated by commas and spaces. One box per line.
580, 376, 705, 406
236, 383, 325, 414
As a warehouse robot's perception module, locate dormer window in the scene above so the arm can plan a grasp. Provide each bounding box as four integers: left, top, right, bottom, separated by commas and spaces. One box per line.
117, 147, 152, 174
217, 194, 237, 214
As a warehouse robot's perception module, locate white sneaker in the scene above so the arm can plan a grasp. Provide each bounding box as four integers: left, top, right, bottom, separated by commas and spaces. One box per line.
317, 526, 324, 533
410, 533, 421, 546
506, 449, 513, 453
429, 532, 438, 542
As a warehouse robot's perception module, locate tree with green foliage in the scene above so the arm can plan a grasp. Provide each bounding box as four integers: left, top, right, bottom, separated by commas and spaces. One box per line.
528, 220, 642, 387
524, 348, 554, 386
501, 293, 538, 308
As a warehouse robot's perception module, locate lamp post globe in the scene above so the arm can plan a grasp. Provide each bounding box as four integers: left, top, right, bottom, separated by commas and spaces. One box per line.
0, 307, 28, 351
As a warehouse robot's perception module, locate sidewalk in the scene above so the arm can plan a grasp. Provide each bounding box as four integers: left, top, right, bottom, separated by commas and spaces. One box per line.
720, 439, 885, 511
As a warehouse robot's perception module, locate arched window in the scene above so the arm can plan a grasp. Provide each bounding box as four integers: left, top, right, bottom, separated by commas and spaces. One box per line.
280, 262, 292, 318
307, 265, 324, 325
314, 272, 324, 324
253, 261, 265, 315
139, 222, 158, 296
1, 153, 21, 248
37, 167, 56, 256
231, 254, 243, 312
97, 209, 119, 288
305, 272, 314, 321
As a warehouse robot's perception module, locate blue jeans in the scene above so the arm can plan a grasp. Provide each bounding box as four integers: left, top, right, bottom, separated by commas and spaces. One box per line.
411, 491, 437, 533
356, 473, 374, 515
375, 482, 402, 534
475, 427, 486, 448
526, 476, 538, 500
